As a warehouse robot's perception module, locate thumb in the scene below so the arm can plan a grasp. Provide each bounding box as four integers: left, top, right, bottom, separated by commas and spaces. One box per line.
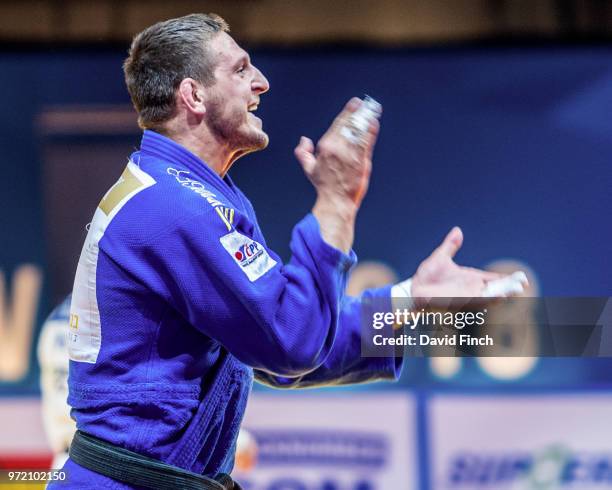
294, 136, 316, 175
435, 226, 463, 259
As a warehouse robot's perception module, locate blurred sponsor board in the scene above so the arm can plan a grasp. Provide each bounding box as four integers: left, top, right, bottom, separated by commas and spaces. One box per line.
234, 393, 415, 489
430, 395, 612, 489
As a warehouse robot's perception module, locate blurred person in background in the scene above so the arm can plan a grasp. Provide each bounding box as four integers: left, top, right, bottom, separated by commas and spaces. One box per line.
37, 295, 75, 470
50, 13, 510, 489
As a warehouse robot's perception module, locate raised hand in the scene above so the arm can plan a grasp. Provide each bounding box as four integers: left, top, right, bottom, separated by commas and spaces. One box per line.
294, 98, 380, 253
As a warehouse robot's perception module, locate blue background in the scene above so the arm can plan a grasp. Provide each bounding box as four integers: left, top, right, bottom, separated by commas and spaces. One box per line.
0, 44, 611, 489
1, 45, 611, 394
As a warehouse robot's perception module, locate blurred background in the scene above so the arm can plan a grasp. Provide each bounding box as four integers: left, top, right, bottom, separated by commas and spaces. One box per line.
0, 0, 612, 489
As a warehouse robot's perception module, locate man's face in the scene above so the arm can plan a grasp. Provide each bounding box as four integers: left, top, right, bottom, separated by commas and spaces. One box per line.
204, 32, 270, 153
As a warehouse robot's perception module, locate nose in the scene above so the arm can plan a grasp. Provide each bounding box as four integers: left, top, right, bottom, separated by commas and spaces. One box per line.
252, 66, 269, 95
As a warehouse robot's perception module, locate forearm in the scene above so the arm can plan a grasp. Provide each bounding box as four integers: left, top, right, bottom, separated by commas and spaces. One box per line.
312, 193, 357, 254
254, 288, 403, 389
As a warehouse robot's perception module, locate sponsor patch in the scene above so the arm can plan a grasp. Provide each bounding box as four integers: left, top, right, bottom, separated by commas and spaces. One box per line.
220, 231, 277, 281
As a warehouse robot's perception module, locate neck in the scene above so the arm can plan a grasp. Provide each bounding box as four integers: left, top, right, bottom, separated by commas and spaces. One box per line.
160, 115, 244, 177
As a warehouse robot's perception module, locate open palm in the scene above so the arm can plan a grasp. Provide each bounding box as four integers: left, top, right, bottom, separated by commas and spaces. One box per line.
411, 227, 501, 303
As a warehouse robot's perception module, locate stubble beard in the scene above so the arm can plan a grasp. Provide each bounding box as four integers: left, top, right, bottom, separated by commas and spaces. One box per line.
205, 94, 268, 154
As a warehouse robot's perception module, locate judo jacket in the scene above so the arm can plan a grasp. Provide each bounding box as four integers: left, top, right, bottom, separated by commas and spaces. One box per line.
53, 130, 402, 488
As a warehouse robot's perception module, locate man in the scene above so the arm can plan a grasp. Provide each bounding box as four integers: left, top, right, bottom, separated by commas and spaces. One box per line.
52, 13, 504, 489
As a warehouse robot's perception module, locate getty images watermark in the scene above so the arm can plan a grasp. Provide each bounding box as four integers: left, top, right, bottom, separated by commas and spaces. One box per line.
372, 307, 492, 347
360, 297, 612, 358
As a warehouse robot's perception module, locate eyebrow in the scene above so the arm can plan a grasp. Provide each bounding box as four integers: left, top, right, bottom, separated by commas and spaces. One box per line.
234, 54, 251, 69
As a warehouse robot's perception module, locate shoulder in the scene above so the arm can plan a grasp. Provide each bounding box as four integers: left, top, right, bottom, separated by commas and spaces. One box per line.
103, 160, 237, 243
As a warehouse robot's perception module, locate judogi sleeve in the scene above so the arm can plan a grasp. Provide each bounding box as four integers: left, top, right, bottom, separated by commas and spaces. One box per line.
254, 286, 403, 388
127, 209, 359, 377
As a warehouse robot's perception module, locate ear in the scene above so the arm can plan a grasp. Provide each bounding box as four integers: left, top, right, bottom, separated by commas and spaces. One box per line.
177, 78, 206, 116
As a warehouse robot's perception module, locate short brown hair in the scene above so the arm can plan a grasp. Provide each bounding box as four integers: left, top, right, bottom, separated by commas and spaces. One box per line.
123, 13, 229, 130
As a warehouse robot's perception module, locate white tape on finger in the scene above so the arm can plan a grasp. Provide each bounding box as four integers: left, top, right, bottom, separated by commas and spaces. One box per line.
340, 95, 382, 144
482, 271, 529, 297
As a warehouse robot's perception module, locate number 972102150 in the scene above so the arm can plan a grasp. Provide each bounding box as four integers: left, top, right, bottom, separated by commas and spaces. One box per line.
2, 470, 66, 484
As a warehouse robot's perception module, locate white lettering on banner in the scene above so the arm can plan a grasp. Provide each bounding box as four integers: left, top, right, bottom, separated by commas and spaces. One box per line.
0, 264, 43, 381
220, 231, 277, 282
431, 395, 612, 489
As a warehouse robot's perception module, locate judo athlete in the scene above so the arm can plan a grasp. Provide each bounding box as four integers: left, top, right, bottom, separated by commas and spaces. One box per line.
51, 13, 504, 489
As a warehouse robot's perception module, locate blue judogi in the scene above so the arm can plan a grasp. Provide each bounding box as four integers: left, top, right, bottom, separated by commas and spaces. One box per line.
51, 130, 401, 488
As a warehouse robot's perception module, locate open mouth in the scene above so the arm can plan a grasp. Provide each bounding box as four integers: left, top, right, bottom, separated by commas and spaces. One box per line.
247, 102, 262, 126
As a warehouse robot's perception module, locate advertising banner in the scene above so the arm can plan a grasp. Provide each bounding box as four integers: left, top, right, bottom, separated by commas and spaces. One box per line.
234, 393, 416, 489
430, 394, 612, 489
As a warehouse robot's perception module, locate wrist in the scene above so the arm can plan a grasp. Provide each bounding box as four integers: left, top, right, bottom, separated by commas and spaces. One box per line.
408, 278, 429, 309
311, 195, 357, 254
391, 278, 416, 312
313, 193, 358, 222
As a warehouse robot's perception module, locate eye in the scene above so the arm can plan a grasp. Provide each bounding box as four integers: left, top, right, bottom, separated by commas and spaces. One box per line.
237, 65, 246, 74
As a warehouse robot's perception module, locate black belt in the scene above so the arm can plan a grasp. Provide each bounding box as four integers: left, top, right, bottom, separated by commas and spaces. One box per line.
69, 430, 240, 490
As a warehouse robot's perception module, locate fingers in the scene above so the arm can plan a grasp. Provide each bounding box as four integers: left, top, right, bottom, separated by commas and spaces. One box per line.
323, 98, 365, 153
316, 98, 361, 160
363, 117, 381, 162
321, 97, 382, 158
461, 268, 503, 289
434, 226, 463, 259
294, 136, 316, 175
464, 268, 503, 281
329, 97, 362, 134
296, 135, 314, 154
482, 271, 529, 298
